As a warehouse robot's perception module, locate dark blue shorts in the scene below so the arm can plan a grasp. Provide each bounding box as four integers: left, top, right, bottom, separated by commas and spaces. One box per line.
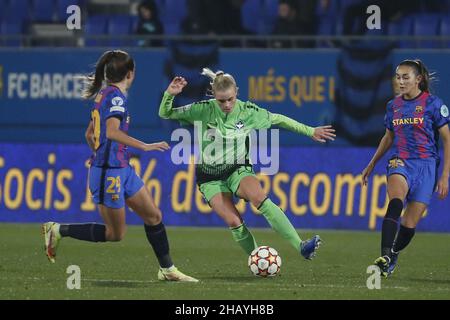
89, 166, 144, 209
386, 157, 438, 205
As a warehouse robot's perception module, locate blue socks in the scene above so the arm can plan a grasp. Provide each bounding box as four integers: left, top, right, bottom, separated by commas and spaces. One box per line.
381, 198, 403, 256
144, 223, 173, 268
393, 225, 415, 253
60, 223, 106, 242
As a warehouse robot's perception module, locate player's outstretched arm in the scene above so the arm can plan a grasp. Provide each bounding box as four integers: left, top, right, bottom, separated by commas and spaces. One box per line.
106, 117, 169, 152
436, 125, 450, 199
361, 129, 394, 186
270, 113, 336, 142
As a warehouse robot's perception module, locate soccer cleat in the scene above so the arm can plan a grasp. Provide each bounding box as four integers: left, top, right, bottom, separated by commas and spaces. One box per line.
300, 235, 322, 260
157, 267, 199, 282
42, 222, 61, 263
374, 255, 390, 277
387, 251, 399, 276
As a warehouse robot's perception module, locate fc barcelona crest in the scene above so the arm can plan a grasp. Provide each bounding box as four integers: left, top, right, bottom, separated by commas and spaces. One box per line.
388, 158, 405, 169
415, 105, 423, 114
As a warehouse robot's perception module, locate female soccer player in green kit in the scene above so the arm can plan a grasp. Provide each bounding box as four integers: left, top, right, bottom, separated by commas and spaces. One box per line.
159, 69, 336, 259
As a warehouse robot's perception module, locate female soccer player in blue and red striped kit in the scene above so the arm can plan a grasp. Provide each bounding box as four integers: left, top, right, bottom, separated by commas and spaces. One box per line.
362, 59, 450, 277
42, 50, 197, 282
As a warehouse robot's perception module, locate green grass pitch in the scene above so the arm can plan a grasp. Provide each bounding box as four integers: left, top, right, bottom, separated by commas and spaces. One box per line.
1, 223, 450, 300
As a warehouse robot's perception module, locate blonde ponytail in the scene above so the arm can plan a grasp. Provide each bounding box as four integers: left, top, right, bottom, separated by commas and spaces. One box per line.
201, 68, 217, 81
201, 67, 236, 94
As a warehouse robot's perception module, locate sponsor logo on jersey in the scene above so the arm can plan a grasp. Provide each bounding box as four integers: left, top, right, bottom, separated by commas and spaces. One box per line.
176, 104, 192, 112
441, 105, 449, 118
112, 194, 120, 201
111, 96, 124, 106
392, 117, 424, 126
110, 106, 125, 113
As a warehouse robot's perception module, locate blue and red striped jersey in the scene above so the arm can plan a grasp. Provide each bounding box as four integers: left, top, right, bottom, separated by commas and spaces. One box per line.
384, 92, 449, 160
90, 85, 130, 168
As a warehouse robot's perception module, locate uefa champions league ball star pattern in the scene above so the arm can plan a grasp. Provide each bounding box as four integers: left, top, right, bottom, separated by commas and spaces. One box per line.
248, 246, 282, 277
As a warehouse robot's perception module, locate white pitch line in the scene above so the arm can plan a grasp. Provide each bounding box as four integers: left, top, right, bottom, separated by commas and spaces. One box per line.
84, 281, 450, 292
16, 277, 450, 292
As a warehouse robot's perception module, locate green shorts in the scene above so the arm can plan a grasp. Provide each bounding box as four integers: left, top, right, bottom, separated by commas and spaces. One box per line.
198, 166, 256, 203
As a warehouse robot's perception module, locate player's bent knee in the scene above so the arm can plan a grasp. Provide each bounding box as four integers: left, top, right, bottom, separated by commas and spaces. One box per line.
227, 217, 242, 228
143, 209, 162, 226
402, 215, 420, 228
403, 221, 417, 229
250, 193, 267, 208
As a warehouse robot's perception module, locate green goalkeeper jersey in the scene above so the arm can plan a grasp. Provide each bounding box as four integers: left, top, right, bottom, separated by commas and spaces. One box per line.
159, 91, 314, 183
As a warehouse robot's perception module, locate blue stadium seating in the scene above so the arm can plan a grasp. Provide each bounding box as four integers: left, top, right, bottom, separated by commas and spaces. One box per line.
0, 19, 24, 46
0, 0, 10, 19
315, 0, 339, 17
164, 0, 187, 23
334, 15, 344, 35
339, 0, 364, 14
387, 17, 414, 48
241, 0, 262, 34
419, 0, 450, 13
316, 16, 335, 48
263, 0, 278, 29
32, 0, 56, 22
108, 15, 131, 47
163, 23, 180, 35
85, 15, 108, 46
157, 0, 186, 35
440, 17, 450, 48
0, 0, 448, 48
353, 26, 390, 51
129, 15, 139, 33
6, 0, 30, 22
413, 14, 441, 48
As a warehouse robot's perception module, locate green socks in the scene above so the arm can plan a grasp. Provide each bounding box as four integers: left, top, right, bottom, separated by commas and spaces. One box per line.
258, 198, 302, 251
230, 199, 303, 254
230, 223, 258, 255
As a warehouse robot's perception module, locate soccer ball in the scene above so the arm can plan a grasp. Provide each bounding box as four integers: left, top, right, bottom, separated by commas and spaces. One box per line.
248, 246, 282, 277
